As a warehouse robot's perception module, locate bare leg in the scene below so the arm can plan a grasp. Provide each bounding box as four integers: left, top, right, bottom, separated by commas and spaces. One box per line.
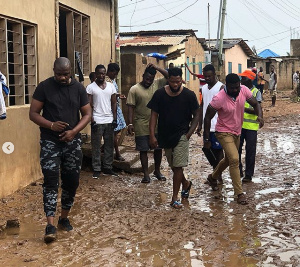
153, 149, 162, 175
140, 151, 149, 180
172, 167, 185, 202
114, 131, 122, 159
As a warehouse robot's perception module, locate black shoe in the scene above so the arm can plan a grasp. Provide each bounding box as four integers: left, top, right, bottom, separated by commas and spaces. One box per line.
242, 175, 252, 183
44, 224, 57, 243
92, 171, 101, 179
57, 217, 73, 232
102, 168, 119, 177
141, 176, 150, 183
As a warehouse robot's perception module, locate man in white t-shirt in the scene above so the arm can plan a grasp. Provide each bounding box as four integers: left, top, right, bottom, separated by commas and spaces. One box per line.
86, 64, 117, 178
196, 64, 224, 183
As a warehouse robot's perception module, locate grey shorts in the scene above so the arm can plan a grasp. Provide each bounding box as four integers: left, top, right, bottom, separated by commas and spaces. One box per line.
135, 135, 159, 152
165, 135, 189, 168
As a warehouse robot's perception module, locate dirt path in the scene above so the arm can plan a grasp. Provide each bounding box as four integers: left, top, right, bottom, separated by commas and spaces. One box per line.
0, 94, 299, 267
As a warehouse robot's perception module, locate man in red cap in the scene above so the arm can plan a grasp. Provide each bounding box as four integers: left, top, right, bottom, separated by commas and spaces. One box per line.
238, 70, 262, 183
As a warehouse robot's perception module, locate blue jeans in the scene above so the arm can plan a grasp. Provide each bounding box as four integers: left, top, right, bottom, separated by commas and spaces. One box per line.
91, 123, 114, 171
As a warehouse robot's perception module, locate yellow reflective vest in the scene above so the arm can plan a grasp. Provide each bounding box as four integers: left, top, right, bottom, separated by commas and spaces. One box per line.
242, 87, 259, 131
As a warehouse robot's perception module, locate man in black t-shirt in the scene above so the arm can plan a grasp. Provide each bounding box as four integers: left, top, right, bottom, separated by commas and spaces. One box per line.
148, 67, 200, 209
29, 57, 91, 243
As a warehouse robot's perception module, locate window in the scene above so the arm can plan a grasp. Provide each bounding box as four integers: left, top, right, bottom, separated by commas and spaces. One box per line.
186, 57, 190, 82
228, 62, 232, 74
238, 64, 242, 74
0, 16, 37, 106
266, 62, 271, 74
198, 62, 202, 74
59, 6, 90, 77
192, 57, 196, 80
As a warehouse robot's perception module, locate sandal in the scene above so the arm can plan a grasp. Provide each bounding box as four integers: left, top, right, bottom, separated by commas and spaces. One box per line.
170, 200, 183, 209
207, 174, 218, 191
237, 193, 248, 205
181, 181, 192, 199
153, 172, 166, 181
114, 155, 125, 161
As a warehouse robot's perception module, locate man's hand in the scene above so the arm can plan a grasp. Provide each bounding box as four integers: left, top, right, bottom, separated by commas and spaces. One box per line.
59, 129, 76, 142
112, 119, 117, 129
203, 140, 211, 149
257, 117, 264, 128
51, 121, 69, 132
147, 63, 156, 69
127, 125, 134, 135
149, 135, 158, 149
196, 126, 202, 136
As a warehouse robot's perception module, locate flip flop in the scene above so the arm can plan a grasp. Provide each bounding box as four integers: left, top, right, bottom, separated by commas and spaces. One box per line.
181, 181, 192, 199
170, 200, 183, 209
153, 172, 166, 181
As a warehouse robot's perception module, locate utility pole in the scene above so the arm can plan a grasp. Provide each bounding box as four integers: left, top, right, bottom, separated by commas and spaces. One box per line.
114, 0, 121, 91
216, 0, 223, 50
208, 3, 211, 54
218, 0, 227, 68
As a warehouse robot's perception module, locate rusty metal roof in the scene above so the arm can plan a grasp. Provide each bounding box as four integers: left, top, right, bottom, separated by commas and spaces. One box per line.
120, 35, 188, 47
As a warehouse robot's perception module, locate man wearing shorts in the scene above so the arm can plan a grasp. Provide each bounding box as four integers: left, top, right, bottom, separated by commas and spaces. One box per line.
148, 67, 200, 209
127, 63, 168, 183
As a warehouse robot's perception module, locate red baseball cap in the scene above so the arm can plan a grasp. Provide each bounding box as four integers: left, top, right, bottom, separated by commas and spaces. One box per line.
238, 70, 256, 80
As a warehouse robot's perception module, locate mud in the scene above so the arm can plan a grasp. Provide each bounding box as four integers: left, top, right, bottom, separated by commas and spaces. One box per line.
0, 94, 299, 267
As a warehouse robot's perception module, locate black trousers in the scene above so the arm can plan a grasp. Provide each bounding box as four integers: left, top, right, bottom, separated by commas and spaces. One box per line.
238, 128, 257, 177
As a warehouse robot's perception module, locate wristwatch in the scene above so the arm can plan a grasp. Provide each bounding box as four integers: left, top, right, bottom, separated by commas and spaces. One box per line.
204, 138, 210, 142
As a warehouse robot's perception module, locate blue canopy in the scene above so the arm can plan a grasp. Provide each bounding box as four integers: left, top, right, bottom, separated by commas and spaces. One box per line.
258, 49, 280, 58
147, 53, 167, 60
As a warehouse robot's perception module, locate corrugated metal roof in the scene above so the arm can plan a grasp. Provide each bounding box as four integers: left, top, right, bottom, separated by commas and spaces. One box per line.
258, 49, 280, 58
120, 35, 188, 47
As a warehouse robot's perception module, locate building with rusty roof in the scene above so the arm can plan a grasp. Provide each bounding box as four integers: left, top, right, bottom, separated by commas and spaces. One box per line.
120, 29, 206, 97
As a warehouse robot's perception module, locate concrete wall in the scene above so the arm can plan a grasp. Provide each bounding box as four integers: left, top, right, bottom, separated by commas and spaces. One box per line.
121, 54, 165, 124
291, 39, 300, 57
255, 58, 300, 90
225, 45, 249, 75
0, 0, 113, 198
184, 36, 206, 97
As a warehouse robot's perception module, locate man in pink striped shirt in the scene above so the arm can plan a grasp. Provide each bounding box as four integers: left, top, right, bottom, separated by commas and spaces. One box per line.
203, 73, 263, 205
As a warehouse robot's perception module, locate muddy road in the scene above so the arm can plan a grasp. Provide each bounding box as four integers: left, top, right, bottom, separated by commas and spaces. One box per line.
0, 95, 299, 267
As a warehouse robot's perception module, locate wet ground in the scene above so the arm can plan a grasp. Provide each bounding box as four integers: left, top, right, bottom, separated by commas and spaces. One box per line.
0, 94, 300, 267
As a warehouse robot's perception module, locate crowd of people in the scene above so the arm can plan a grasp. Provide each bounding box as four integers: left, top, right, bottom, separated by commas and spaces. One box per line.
29, 57, 267, 243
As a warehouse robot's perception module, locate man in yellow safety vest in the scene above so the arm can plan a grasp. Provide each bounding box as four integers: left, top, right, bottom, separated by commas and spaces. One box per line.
238, 70, 263, 183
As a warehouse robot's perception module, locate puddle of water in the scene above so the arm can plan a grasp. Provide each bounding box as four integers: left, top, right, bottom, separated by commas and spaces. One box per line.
255, 187, 285, 195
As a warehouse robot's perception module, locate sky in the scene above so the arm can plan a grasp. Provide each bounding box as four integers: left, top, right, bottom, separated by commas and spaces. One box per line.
118, 0, 300, 56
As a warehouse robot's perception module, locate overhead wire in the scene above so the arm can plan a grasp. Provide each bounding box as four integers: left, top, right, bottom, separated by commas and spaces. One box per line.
129, 0, 138, 31
274, 0, 300, 16
248, 26, 300, 42
267, 0, 300, 21
256, 32, 292, 51
151, 0, 205, 26
119, 0, 147, 9
120, 0, 199, 27
241, 0, 288, 29
119, 0, 183, 16
285, 0, 300, 12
